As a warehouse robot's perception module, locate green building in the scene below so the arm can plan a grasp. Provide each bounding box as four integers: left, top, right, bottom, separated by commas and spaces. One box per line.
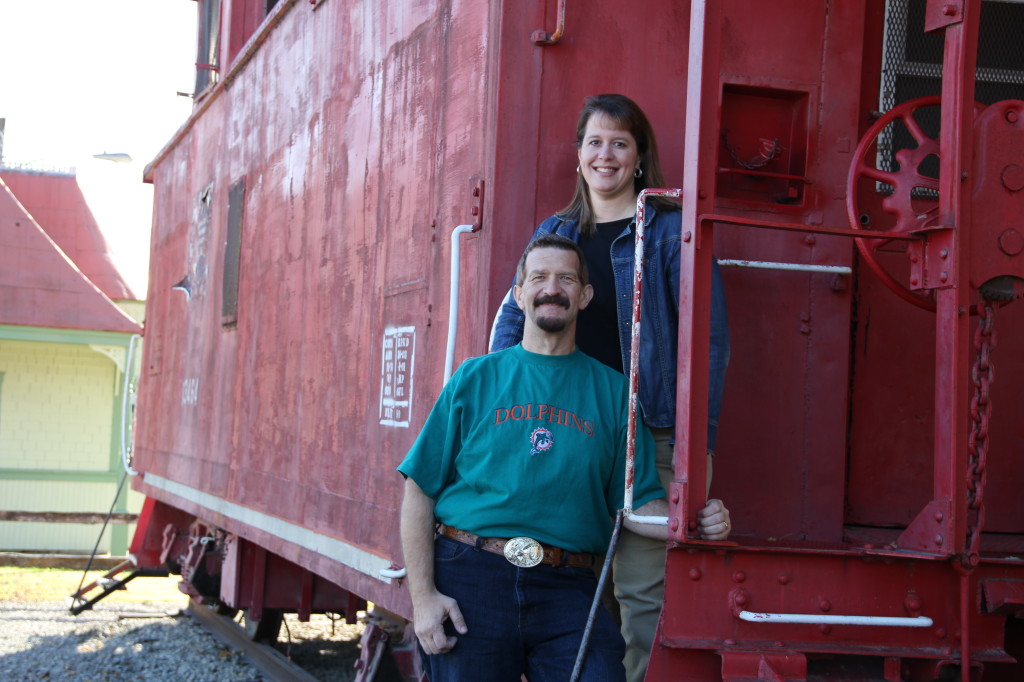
1, 169, 144, 557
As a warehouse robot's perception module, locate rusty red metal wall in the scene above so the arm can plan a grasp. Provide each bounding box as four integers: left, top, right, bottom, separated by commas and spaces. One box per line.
136, 0, 498, 616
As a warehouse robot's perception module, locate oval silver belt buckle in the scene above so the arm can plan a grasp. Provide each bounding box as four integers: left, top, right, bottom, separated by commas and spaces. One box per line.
503, 537, 544, 568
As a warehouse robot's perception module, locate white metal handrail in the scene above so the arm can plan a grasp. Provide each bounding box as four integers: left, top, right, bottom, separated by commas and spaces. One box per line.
444, 224, 475, 384
718, 259, 852, 274
385, 224, 476, 581
121, 333, 141, 476
623, 189, 678, 526
739, 610, 933, 627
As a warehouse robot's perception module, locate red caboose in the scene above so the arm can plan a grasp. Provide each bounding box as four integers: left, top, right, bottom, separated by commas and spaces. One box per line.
115, 0, 1024, 679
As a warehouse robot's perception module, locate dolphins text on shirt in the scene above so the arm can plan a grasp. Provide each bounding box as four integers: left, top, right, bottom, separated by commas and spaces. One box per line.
493, 403, 594, 437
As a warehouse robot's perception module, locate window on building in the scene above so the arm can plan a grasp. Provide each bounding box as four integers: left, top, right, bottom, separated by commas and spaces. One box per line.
223, 179, 246, 327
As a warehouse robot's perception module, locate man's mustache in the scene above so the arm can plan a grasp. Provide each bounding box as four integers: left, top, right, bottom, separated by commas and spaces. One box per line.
533, 294, 570, 309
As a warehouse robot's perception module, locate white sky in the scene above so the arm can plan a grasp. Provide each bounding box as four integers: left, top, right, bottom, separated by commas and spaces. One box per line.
0, 0, 198, 298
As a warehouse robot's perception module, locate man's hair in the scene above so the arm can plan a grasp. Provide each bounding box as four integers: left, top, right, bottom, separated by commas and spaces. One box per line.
515, 234, 589, 287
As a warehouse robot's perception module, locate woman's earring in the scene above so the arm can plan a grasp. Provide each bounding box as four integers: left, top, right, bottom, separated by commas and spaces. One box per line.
576, 164, 581, 173
634, 167, 643, 179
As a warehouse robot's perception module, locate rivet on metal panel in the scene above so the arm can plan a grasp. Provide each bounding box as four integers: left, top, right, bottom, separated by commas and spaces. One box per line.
777, 573, 791, 585
905, 594, 923, 614
942, 4, 957, 16
818, 624, 832, 635
910, 253, 920, 264
732, 571, 746, 584
935, 534, 944, 546
689, 568, 702, 581
671, 490, 679, 503
911, 276, 919, 286
670, 518, 679, 532
683, 231, 692, 243
698, 190, 707, 199
803, 234, 816, 245
934, 511, 944, 522
999, 229, 1024, 255
1008, 110, 1020, 124
936, 627, 947, 639
940, 271, 948, 283
819, 600, 832, 613
939, 248, 949, 259
799, 324, 811, 335
829, 275, 848, 292
1001, 164, 1024, 192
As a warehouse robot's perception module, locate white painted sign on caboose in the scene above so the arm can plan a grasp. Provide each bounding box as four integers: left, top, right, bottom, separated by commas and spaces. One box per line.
379, 326, 415, 427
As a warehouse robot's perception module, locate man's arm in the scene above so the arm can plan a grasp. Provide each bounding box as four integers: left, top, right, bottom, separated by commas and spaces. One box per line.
623, 497, 731, 542
399, 477, 467, 655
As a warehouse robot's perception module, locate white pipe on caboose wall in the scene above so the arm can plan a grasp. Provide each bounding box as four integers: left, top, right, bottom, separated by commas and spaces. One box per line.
717, 259, 852, 274
381, 224, 476, 583
445, 225, 475, 384
739, 611, 933, 627
121, 333, 141, 476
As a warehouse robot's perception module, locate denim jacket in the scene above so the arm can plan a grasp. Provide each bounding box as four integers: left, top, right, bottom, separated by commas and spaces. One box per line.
490, 207, 730, 449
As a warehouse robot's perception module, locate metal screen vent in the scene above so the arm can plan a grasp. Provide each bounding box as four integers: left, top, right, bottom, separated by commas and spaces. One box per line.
879, 0, 1024, 192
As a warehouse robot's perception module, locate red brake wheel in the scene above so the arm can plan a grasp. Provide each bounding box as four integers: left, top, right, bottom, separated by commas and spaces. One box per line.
846, 95, 944, 311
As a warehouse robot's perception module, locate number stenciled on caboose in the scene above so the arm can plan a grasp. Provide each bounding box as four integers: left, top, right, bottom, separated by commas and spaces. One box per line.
180, 376, 199, 406
379, 326, 416, 428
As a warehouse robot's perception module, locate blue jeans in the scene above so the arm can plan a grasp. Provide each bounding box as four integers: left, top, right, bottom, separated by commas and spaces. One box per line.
421, 536, 626, 682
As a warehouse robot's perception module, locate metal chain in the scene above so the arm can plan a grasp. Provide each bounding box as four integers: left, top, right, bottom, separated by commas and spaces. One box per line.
964, 300, 996, 566
721, 130, 784, 170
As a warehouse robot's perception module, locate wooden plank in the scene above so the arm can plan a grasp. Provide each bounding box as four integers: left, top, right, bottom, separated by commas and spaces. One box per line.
0, 511, 138, 524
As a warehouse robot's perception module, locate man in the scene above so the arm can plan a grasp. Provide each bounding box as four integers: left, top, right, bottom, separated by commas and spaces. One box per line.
398, 234, 728, 680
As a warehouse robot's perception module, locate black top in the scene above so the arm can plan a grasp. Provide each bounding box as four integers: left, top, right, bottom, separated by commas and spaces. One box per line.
576, 218, 632, 373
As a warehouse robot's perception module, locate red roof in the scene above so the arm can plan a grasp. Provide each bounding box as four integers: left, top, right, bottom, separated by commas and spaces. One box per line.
0, 176, 141, 334
0, 170, 138, 300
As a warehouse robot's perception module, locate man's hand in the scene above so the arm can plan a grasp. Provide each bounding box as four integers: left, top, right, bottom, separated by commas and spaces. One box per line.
412, 590, 468, 655
697, 498, 731, 540
400, 477, 470, 656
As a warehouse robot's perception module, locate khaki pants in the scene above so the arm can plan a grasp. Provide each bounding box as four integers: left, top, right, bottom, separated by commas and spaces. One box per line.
612, 427, 674, 682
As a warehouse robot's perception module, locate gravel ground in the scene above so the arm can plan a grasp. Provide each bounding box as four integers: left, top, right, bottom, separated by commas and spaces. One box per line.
0, 600, 367, 681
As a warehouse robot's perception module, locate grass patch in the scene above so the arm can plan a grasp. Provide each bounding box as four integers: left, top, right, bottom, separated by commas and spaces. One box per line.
0, 566, 188, 604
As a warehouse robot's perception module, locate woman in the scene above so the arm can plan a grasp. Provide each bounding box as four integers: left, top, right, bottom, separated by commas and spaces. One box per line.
490, 94, 731, 681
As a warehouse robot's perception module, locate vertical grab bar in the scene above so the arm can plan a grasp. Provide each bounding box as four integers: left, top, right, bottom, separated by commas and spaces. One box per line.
532, 0, 567, 45
121, 333, 141, 476
624, 189, 680, 525
444, 224, 476, 384
386, 223, 472, 581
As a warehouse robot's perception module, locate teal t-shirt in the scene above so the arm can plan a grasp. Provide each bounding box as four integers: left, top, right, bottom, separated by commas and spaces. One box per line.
397, 345, 664, 554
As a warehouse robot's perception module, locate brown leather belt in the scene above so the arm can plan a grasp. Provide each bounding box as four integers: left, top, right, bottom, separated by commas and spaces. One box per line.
437, 525, 595, 569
